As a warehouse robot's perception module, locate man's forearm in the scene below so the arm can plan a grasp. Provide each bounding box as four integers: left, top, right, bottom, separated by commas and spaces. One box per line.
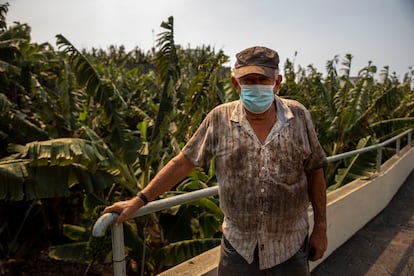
307, 167, 328, 260
141, 152, 195, 201
307, 168, 327, 228
104, 152, 195, 225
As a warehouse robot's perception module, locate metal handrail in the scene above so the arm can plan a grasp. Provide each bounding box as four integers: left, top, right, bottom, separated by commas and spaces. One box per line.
327, 129, 412, 171
92, 187, 219, 276
93, 128, 413, 276
92, 186, 219, 237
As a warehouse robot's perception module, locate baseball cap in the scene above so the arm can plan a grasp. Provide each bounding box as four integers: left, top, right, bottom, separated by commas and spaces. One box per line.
233, 46, 280, 79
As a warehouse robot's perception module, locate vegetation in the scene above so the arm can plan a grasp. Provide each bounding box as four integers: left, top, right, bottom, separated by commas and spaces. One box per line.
280, 53, 414, 190
0, 2, 413, 275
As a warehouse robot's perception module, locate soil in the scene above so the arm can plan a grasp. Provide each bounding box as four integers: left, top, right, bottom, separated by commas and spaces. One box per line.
0, 198, 115, 275
1, 251, 113, 276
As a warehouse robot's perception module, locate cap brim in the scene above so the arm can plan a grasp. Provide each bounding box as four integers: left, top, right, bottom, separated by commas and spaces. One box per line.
233, 65, 275, 79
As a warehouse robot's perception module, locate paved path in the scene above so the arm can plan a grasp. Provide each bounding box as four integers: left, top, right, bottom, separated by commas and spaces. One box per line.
312, 170, 414, 276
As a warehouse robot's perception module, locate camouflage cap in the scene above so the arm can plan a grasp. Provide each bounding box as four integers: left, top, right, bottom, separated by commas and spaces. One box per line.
233, 46, 280, 79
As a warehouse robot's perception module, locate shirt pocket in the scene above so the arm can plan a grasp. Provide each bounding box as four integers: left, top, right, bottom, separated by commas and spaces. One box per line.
271, 141, 305, 185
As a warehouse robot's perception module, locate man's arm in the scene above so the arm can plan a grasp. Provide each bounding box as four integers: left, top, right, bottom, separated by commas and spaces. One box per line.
306, 167, 327, 261
104, 152, 195, 226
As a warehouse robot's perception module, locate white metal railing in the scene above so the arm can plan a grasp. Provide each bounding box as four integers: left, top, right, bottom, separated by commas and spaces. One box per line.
92, 128, 413, 276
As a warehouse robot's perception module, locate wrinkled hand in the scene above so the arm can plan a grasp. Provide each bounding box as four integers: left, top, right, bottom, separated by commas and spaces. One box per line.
308, 225, 327, 261
103, 197, 143, 226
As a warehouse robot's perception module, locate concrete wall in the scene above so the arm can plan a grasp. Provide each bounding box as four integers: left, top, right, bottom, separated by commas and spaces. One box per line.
310, 145, 414, 270
159, 145, 414, 276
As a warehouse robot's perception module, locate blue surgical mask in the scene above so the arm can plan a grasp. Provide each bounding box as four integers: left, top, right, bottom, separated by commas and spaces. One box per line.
240, 84, 275, 114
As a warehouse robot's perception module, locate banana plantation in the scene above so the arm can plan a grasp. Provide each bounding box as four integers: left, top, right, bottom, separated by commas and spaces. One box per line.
0, 2, 413, 275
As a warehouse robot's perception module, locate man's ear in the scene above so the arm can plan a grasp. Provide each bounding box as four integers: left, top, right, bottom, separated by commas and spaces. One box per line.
231, 76, 241, 94
274, 74, 283, 94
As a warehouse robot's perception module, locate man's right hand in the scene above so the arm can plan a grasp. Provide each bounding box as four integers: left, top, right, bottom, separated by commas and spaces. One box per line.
103, 196, 145, 226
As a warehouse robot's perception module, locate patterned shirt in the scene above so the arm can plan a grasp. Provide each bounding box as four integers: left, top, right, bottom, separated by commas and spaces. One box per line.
182, 96, 327, 269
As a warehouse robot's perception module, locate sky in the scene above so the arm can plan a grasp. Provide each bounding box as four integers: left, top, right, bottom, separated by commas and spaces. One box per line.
5, 0, 414, 78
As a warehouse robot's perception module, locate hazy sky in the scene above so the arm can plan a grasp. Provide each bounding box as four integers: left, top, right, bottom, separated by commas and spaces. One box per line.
5, 0, 414, 77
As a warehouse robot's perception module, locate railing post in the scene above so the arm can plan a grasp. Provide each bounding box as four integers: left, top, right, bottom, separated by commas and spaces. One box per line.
112, 224, 126, 276
377, 146, 382, 172
396, 138, 401, 156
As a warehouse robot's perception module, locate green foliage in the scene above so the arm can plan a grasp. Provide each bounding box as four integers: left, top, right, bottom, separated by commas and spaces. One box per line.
0, 3, 9, 31
327, 136, 376, 192
56, 34, 141, 166
0, 138, 116, 200
49, 242, 91, 262
280, 54, 414, 189
85, 205, 113, 263
49, 205, 113, 265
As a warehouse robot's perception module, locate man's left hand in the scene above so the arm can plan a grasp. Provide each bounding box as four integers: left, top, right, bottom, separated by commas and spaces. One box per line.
308, 225, 327, 261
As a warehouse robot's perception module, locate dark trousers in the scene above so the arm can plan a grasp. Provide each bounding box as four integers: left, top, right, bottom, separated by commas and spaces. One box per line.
218, 237, 310, 276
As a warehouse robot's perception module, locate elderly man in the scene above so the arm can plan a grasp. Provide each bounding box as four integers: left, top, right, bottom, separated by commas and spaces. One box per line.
104, 46, 327, 275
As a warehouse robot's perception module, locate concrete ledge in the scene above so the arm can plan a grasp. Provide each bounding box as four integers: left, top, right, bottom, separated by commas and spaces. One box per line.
157, 246, 220, 276
159, 145, 414, 276
310, 145, 414, 270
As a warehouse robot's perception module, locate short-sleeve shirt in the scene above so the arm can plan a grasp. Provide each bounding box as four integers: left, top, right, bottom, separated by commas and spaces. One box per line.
182, 96, 327, 269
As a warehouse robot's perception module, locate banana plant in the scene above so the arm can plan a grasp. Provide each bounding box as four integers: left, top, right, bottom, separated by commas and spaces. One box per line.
45, 16, 227, 274
279, 54, 414, 189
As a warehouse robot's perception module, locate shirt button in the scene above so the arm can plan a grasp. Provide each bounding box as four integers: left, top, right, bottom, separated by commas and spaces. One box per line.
260, 244, 265, 251
261, 188, 265, 193
260, 211, 264, 215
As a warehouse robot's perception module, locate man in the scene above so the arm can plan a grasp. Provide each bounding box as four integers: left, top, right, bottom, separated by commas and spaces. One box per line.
104, 46, 327, 275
